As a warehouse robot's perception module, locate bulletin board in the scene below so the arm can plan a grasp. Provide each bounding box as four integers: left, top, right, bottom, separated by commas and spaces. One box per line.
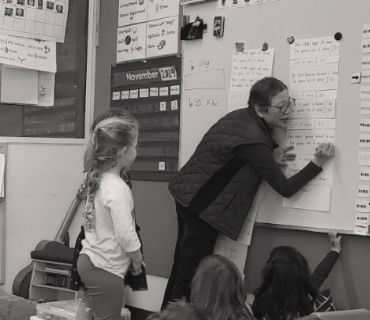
111, 54, 181, 181
180, 0, 370, 234
0, 0, 88, 138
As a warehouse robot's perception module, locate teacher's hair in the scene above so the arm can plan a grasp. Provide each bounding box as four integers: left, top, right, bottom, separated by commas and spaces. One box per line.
248, 77, 287, 112
252, 246, 318, 320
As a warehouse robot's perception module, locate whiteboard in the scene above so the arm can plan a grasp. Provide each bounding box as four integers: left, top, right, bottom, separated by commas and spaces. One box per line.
180, 0, 370, 233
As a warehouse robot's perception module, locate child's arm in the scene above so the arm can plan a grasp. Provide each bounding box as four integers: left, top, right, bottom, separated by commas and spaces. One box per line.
310, 232, 342, 289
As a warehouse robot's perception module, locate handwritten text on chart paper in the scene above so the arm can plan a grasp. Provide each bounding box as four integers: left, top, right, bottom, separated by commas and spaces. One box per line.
187, 97, 220, 108
290, 36, 340, 59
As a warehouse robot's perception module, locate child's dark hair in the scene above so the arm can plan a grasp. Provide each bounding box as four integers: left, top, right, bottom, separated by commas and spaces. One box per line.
147, 300, 209, 320
83, 115, 137, 232
253, 246, 318, 320
191, 255, 253, 320
248, 77, 287, 112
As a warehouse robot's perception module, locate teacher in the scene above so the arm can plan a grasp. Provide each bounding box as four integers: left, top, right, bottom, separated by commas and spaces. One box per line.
161, 77, 335, 309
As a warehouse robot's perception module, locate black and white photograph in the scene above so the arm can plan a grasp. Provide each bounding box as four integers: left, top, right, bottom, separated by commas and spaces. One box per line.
4, 7, 13, 16
46, 1, 54, 10
27, 0, 35, 6
56, 4, 63, 13
38, 0, 43, 9
17, 0, 25, 5
16, 8, 24, 17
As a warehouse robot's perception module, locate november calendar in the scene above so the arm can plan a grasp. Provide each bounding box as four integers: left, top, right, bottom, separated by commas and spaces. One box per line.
0, 0, 68, 43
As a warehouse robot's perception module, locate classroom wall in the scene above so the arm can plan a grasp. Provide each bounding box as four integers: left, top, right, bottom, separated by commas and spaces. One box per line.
0, 143, 86, 294
96, 0, 370, 312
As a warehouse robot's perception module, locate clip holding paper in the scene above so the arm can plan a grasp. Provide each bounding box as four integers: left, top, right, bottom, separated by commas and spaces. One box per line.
287, 36, 295, 44
262, 42, 269, 51
235, 42, 245, 52
180, 16, 205, 41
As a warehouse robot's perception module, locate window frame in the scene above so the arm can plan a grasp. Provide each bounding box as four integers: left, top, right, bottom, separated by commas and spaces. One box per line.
0, 0, 97, 145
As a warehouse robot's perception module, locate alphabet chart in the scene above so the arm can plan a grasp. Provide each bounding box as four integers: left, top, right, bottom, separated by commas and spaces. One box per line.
0, 0, 68, 43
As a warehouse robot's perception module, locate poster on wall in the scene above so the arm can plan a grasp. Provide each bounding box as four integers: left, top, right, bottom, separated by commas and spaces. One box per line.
117, 22, 146, 62
146, 16, 179, 58
0, 0, 69, 43
118, 0, 148, 27
0, 34, 56, 72
147, 0, 180, 21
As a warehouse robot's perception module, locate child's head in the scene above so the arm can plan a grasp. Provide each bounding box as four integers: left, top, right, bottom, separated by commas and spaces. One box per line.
190, 255, 252, 320
147, 301, 208, 320
83, 114, 138, 231
253, 246, 318, 320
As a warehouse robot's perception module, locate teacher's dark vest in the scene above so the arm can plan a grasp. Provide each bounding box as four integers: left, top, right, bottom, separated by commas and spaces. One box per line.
169, 108, 277, 240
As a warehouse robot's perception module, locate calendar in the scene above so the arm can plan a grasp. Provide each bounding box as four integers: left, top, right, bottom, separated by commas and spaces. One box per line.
0, 0, 68, 43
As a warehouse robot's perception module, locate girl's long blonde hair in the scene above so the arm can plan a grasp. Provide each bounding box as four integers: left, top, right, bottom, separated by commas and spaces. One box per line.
191, 255, 253, 320
83, 115, 137, 232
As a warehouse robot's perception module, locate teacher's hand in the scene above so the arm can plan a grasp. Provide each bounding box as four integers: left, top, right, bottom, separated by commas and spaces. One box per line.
312, 142, 335, 167
273, 146, 296, 166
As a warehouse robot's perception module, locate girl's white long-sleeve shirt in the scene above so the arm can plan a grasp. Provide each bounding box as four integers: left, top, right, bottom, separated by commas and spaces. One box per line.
80, 172, 141, 278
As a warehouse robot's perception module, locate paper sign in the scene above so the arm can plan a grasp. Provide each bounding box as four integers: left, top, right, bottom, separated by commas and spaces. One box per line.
139, 88, 149, 98
150, 87, 159, 96
354, 223, 368, 235
112, 92, 120, 100
36, 71, 55, 107
358, 185, 370, 197
287, 119, 336, 130
361, 86, 370, 99
359, 152, 370, 166
362, 56, 370, 70
287, 129, 335, 154
360, 101, 370, 114
147, 0, 179, 21
360, 118, 370, 132
0, 0, 69, 43
363, 24, 370, 38
159, 87, 168, 96
359, 166, 370, 181
362, 70, 370, 83
290, 36, 340, 59
171, 100, 178, 110
230, 49, 274, 91
118, 0, 148, 27
146, 16, 179, 58
170, 85, 180, 95
117, 23, 146, 63
214, 235, 248, 274
355, 199, 369, 212
159, 101, 166, 111
359, 134, 370, 148
0, 34, 56, 72
283, 185, 331, 211
356, 213, 369, 224
290, 56, 339, 68
121, 91, 129, 99
130, 89, 139, 99
362, 39, 370, 54
289, 99, 335, 119
290, 64, 339, 92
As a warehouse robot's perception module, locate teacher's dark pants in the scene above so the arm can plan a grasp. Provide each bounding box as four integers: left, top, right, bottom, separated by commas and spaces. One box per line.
161, 202, 219, 310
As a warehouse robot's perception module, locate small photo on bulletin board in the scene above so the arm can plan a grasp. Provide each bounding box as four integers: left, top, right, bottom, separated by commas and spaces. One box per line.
110, 54, 181, 181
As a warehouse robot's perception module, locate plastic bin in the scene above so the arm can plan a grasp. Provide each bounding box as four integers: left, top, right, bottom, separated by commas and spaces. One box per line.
36, 299, 92, 320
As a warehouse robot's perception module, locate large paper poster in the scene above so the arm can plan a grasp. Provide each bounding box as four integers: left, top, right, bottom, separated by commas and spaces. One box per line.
0, 33, 56, 72
146, 16, 179, 58
147, 0, 180, 21
117, 22, 146, 63
118, 0, 148, 27
0, 0, 69, 43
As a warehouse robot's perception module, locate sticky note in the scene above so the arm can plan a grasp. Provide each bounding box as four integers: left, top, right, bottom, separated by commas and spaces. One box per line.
358, 184, 370, 197
150, 88, 159, 96
112, 92, 120, 100
130, 90, 139, 99
121, 91, 129, 99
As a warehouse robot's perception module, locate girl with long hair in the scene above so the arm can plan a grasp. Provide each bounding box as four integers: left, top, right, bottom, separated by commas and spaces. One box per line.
191, 255, 254, 320
252, 232, 341, 320
77, 115, 144, 320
